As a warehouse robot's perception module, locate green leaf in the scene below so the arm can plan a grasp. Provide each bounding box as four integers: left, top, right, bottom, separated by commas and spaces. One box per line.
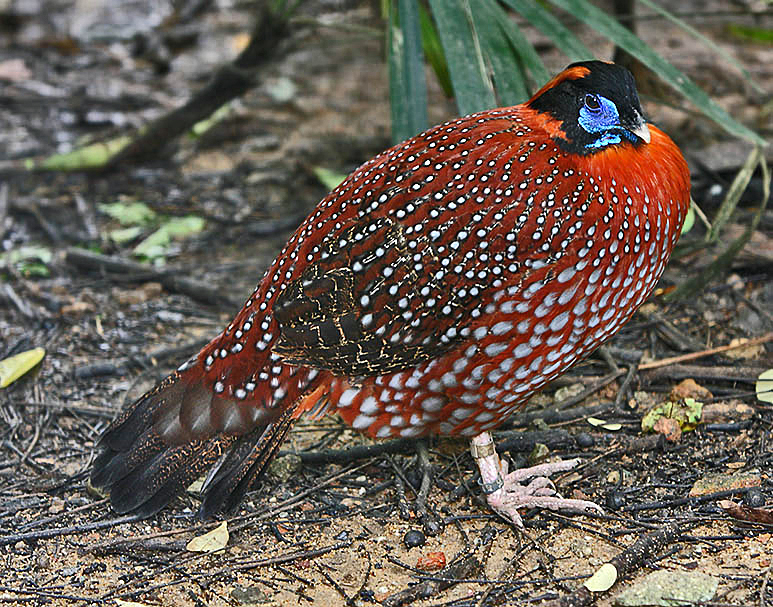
638, 0, 764, 94
190, 103, 232, 138
428, 0, 496, 116
470, 0, 529, 105
98, 201, 157, 226
727, 23, 773, 45
493, 4, 550, 89
500, 0, 594, 63
705, 147, 761, 243
108, 226, 144, 245
641, 398, 704, 433
18, 261, 50, 277
419, 4, 452, 97
134, 216, 205, 262
387, 0, 429, 143
0, 245, 53, 268
680, 203, 695, 235
0, 347, 45, 388
312, 166, 347, 191
26, 135, 132, 171
545, 0, 766, 145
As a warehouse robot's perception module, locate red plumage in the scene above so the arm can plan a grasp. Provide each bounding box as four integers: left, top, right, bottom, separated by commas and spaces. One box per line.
91, 61, 690, 521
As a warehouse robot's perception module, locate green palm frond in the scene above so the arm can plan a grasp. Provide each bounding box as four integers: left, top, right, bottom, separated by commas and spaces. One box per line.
386, 0, 766, 146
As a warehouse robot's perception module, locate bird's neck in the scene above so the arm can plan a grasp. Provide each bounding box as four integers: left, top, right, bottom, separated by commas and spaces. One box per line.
576, 125, 691, 224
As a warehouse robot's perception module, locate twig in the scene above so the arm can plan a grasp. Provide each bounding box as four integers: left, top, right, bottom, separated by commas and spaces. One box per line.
762, 562, 772, 607
0, 514, 138, 547
316, 563, 353, 605
11, 400, 118, 419
543, 521, 682, 607
290, 429, 579, 469
614, 364, 639, 408
65, 247, 240, 309
107, 4, 293, 166
507, 401, 615, 428
0, 283, 34, 318
637, 308, 703, 352
641, 363, 767, 383
83, 462, 370, 554
284, 438, 418, 464
381, 554, 481, 607
105, 541, 352, 603
495, 429, 575, 452
638, 332, 773, 370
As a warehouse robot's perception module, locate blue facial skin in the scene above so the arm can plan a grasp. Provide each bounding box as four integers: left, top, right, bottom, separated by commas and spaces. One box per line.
578, 94, 636, 150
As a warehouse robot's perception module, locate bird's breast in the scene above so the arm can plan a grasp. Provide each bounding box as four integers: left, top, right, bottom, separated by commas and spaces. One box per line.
333, 130, 690, 439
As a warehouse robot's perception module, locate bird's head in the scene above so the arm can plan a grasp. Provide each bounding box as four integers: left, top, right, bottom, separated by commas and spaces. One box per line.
528, 60, 651, 155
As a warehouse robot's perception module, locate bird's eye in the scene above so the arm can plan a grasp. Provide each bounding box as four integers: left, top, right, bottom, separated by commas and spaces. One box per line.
584, 94, 601, 112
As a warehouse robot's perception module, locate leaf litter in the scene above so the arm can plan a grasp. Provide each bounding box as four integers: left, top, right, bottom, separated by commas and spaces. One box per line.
0, 1, 772, 606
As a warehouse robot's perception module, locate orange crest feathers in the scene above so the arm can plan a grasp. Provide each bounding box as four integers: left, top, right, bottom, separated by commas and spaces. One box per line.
528, 65, 591, 104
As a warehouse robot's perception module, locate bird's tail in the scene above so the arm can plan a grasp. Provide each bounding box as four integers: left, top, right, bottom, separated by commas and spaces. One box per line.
90, 364, 324, 519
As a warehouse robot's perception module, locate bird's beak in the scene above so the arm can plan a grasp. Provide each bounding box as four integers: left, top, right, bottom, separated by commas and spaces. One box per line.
628, 111, 651, 144
631, 122, 651, 144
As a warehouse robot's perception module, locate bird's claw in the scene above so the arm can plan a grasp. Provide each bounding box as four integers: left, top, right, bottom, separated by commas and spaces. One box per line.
471, 432, 603, 527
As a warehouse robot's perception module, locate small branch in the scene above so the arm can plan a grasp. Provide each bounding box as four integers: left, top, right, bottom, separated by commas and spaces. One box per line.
382, 549, 488, 607
641, 363, 767, 384
544, 521, 682, 607
507, 401, 615, 428
65, 247, 241, 309
284, 438, 418, 465
638, 332, 773, 370
0, 514, 137, 547
107, 4, 293, 166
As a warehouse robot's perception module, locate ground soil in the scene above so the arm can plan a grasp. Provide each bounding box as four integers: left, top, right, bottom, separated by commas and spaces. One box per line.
1, 1, 772, 606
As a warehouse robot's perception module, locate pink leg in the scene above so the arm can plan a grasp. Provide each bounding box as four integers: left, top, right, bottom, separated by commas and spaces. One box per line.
470, 431, 603, 527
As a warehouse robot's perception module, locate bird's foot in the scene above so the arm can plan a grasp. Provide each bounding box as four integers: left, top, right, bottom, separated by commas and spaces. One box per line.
391, 440, 445, 535
413, 439, 444, 535
470, 432, 603, 527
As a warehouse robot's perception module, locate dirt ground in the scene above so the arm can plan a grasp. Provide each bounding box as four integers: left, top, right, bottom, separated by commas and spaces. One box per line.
1, 1, 773, 605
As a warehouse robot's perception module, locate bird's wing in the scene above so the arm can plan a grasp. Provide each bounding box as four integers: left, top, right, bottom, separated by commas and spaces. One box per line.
272, 127, 574, 376
273, 213, 461, 375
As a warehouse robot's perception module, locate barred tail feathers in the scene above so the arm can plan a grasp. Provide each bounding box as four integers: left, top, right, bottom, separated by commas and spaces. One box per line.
90, 363, 326, 518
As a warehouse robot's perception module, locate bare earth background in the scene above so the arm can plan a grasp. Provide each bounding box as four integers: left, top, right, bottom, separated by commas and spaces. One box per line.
1, 1, 772, 605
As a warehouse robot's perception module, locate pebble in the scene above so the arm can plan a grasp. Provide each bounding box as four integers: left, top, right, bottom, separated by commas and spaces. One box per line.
576, 432, 594, 448
606, 491, 625, 510
403, 529, 426, 548
744, 487, 765, 508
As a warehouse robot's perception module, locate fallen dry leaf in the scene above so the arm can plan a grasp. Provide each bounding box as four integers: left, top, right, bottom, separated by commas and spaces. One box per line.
653, 416, 682, 442
0, 347, 45, 388
669, 378, 713, 401
718, 500, 773, 524
724, 337, 764, 360
689, 472, 761, 497
584, 563, 618, 592
186, 521, 229, 553
61, 300, 95, 315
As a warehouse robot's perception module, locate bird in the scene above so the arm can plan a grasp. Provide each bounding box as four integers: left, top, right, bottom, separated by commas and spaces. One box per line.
90, 60, 690, 526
